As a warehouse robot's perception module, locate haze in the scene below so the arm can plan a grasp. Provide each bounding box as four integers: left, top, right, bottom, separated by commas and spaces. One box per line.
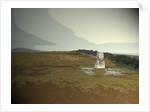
12, 8, 139, 54
49, 8, 139, 44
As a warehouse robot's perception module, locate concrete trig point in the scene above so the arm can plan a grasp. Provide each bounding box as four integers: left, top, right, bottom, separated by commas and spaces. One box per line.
95, 52, 105, 68
94, 52, 106, 75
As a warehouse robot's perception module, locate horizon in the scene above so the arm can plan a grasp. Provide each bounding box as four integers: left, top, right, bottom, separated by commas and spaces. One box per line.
11, 8, 139, 53
11, 47, 139, 56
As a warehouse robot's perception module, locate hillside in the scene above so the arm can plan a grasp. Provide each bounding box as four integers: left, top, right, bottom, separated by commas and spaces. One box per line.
11, 51, 139, 104
112, 53, 139, 59
12, 48, 42, 53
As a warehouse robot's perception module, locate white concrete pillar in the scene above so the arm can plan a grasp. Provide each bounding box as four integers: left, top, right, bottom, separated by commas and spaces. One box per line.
95, 52, 105, 68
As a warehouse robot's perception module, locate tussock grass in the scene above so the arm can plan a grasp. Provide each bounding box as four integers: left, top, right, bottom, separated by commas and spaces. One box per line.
12, 52, 139, 94
93, 68, 106, 75
105, 57, 116, 68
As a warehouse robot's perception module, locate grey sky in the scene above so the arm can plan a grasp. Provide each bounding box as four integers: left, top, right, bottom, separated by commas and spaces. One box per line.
49, 8, 139, 44
12, 8, 139, 53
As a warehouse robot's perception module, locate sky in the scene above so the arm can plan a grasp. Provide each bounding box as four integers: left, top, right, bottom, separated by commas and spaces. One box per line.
49, 8, 139, 44
12, 8, 139, 53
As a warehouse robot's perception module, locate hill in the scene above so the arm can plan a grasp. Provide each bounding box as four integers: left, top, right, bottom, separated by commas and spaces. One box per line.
11, 51, 139, 104
11, 9, 55, 50
11, 48, 42, 53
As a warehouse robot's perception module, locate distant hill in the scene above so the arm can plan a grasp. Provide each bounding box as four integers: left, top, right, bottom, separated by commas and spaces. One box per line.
12, 48, 41, 53
12, 9, 138, 53
12, 8, 95, 51
11, 9, 55, 50
112, 53, 139, 59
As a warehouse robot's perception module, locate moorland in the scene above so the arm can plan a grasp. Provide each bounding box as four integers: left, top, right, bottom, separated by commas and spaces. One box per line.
11, 50, 139, 104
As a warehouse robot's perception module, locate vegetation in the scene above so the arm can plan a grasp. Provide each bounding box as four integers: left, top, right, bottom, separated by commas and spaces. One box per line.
76, 49, 139, 69
11, 51, 139, 104
76, 49, 97, 56
93, 68, 106, 75
105, 53, 139, 69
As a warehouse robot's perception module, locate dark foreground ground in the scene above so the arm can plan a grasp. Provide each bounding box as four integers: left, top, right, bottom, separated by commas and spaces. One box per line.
12, 82, 138, 104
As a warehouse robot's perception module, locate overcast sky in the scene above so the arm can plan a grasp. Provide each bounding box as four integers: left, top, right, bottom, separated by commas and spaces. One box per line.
49, 8, 139, 44
12, 8, 139, 53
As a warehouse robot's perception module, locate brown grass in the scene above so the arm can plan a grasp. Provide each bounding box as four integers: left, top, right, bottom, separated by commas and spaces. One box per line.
93, 68, 106, 75
11, 51, 139, 104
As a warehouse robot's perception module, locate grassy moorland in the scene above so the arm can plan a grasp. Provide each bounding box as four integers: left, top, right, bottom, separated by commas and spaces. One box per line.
11, 52, 139, 104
